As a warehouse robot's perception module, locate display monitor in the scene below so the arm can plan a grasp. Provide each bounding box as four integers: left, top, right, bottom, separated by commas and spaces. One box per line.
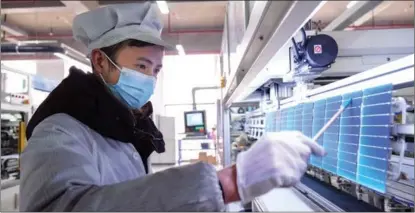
184, 110, 207, 136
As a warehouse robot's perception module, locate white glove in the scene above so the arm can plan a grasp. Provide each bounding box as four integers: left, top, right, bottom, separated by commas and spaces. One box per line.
235, 131, 326, 204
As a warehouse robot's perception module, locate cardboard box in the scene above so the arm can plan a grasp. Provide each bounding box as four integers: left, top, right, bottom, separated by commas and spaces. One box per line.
207, 156, 217, 165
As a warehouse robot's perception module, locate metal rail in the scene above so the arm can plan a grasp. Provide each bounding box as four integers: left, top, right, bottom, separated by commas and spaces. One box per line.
224, 1, 326, 107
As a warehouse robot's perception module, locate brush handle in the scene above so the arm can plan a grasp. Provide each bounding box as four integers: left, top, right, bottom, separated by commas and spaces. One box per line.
312, 106, 346, 142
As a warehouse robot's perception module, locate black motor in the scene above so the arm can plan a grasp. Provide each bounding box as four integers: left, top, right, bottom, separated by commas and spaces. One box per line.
291, 28, 338, 78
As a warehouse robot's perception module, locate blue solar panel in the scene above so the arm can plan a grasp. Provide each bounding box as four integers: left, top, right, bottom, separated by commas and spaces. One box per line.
280, 108, 288, 131
337, 91, 362, 182
261, 83, 393, 194
275, 110, 281, 132
287, 107, 296, 130
357, 84, 393, 193
322, 96, 342, 174
302, 103, 314, 138
294, 104, 304, 131
265, 111, 277, 132
311, 99, 327, 168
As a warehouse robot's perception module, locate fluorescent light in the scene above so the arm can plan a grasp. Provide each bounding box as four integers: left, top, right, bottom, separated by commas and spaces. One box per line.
156, 1, 169, 14
176, 44, 186, 56
346, 1, 358, 9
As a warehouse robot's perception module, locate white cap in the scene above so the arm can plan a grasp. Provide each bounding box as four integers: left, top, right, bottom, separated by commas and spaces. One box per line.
72, 2, 174, 54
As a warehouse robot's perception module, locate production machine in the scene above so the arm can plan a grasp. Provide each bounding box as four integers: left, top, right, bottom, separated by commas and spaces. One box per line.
244, 50, 414, 211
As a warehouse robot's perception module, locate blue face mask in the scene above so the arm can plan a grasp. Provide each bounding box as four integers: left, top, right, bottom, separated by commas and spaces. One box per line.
102, 54, 156, 109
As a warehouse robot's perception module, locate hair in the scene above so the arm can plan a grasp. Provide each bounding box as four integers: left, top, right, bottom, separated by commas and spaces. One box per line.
92, 39, 155, 70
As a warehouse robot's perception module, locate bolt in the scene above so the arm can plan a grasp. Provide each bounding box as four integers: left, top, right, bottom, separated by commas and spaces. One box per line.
259, 35, 264, 40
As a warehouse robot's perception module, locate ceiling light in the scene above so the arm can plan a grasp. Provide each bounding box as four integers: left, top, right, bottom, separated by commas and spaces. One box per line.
156, 1, 169, 14
346, 1, 358, 9
176, 44, 185, 56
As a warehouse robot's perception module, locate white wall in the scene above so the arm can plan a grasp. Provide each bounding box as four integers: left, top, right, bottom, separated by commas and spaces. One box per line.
162, 54, 220, 137
150, 69, 165, 117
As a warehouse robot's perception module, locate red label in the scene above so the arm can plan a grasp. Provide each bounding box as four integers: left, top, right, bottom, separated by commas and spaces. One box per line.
314, 45, 322, 54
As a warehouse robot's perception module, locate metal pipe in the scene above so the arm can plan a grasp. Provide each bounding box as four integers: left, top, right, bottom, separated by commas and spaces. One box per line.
192, 86, 220, 110
1, 43, 65, 54
164, 102, 216, 107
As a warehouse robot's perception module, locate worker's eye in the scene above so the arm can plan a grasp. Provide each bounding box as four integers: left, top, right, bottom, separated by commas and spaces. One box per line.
154, 68, 161, 75
137, 64, 148, 70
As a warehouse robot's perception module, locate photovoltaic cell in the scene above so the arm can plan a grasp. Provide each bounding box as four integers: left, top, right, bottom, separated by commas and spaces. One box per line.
280, 108, 288, 131
294, 104, 304, 131
357, 84, 393, 193
337, 91, 362, 182
261, 83, 393, 194
322, 96, 342, 174
311, 99, 327, 168
265, 111, 277, 132
287, 107, 295, 130
275, 110, 281, 132
302, 103, 314, 138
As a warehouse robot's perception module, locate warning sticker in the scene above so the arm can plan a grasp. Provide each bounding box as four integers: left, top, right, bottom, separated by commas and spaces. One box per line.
314, 45, 322, 54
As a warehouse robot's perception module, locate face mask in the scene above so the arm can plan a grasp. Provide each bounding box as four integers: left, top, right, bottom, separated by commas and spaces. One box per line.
102, 53, 156, 109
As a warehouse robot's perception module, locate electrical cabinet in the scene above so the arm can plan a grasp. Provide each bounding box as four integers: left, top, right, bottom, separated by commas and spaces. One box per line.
150, 115, 176, 165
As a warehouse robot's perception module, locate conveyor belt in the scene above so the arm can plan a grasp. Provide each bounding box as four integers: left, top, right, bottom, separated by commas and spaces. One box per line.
301, 175, 382, 212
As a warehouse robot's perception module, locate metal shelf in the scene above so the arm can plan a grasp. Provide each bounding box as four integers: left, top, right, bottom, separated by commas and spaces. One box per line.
2, 102, 31, 114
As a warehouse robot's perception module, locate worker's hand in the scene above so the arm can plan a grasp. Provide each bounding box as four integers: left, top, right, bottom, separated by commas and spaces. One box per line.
235, 131, 326, 204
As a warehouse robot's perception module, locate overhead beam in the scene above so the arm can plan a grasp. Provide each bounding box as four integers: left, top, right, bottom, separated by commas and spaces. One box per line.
324, 1, 383, 31
60, 1, 100, 14
1, 7, 67, 14
0, 21, 28, 43
351, 1, 394, 27
224, 1, 327, 107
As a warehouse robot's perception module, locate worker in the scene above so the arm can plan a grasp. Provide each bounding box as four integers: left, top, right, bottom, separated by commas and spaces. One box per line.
19, 2, 326, 212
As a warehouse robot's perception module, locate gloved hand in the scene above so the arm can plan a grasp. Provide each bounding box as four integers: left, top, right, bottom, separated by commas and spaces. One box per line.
235, 131, 326, 203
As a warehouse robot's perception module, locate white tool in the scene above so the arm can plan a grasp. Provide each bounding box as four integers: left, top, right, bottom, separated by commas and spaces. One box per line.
312, 99, 352, 142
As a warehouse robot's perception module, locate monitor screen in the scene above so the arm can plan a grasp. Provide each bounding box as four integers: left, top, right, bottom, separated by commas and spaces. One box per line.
184, 111, 207, 135
186, 113, 203, 126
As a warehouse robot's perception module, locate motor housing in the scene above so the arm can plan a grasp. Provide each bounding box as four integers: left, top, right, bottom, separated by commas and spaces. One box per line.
291, 31, 339, 80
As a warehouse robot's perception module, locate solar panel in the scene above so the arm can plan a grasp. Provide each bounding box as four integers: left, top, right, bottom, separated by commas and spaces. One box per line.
280, 108, 288, 131
287, 107, 296, 130
322, 96, 342, 174
311, 99, 327, 168
302, 102, 314, 138
337, 91, 363, 182
275, 110, 281, 132
357, 84, 393, 193
265, 111, 277, 132
261, 83, 394, 193
294, 104, 304, 131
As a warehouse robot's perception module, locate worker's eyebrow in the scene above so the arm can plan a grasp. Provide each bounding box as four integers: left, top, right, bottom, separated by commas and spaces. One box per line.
137, 57, 162, 68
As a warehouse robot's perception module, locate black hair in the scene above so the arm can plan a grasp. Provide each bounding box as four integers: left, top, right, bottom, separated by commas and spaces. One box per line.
101, 39, 156, 63
92, 39, 155, 70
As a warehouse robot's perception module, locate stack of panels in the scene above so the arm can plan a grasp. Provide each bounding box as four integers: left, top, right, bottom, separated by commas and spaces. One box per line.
311, 99, 327, 168
357, 84, 393, 193
260, 83, 393, 193
337, 91, 363, 182
322, 96, 342, 174
294, 104, 304, 131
